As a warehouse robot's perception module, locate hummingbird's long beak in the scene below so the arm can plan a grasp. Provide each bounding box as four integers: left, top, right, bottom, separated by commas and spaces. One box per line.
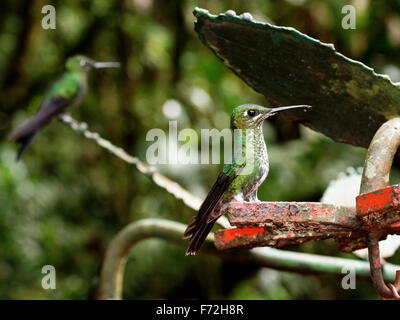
93, 62, 121, 69
265, 105, 311, 118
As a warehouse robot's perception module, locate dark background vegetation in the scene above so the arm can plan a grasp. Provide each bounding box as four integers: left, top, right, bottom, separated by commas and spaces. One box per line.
0, 0, 399, 299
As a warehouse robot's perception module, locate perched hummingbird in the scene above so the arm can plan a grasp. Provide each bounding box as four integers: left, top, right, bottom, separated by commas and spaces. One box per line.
9, 55, 120, 160
184, 104, 311, 255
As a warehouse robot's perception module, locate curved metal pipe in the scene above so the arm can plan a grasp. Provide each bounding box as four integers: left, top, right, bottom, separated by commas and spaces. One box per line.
360, 118, 400, 194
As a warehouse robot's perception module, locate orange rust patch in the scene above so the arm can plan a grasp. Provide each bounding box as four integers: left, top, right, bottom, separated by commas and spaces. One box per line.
218, 226, 265, 243
357, 186, 394, 215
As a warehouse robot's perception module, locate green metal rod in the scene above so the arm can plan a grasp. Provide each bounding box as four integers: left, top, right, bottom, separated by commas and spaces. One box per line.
97, 218, 399, 300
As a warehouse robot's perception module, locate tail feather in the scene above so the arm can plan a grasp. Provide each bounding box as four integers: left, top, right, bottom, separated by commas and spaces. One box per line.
183, 216, 197, 239
9, 113, 51, 141
184, 171, 235, 255
9, 108, 57, 160
15, 131, 38, 161
185, 219, 216, 256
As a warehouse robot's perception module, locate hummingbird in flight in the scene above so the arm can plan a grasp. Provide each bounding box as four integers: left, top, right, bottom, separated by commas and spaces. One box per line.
184, 104, 311, 255
9, 55, 120, 160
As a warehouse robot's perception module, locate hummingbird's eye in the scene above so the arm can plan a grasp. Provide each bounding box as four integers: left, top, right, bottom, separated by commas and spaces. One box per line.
247, 109, 259, 117
80, 60, 88, 67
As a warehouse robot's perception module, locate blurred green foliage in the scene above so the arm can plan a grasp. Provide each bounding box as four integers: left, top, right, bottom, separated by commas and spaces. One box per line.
0, 0, 400, 299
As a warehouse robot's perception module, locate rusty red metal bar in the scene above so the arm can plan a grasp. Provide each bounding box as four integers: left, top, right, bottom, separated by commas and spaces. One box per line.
215, 183, 400, 254
214, 199, 400, 252
228, 201, 357, 228
215, 202, 362, 251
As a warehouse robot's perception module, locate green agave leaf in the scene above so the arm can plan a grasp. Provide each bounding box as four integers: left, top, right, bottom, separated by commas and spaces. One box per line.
194, 8, 400, 149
